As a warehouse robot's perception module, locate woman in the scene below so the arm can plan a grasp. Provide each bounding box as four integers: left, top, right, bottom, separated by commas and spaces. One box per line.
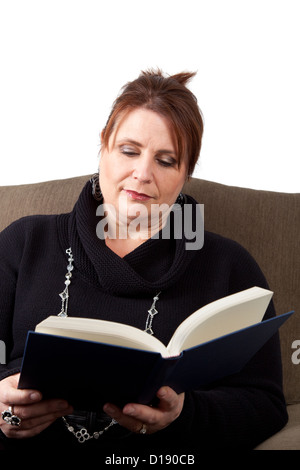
0, 70, 287, 451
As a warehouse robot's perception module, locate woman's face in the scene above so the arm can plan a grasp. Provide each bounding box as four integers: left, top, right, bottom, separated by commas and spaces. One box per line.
99, 108, 187, 231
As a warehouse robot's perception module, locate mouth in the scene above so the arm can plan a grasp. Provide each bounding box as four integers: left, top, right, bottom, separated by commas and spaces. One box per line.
123, 189, 152, 201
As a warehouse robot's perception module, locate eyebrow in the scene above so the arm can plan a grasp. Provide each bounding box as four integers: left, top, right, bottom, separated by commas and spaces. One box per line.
116, 138, 177, 156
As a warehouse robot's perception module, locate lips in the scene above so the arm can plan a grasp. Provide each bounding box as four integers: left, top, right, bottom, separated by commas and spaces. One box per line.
123, 189, 152, 201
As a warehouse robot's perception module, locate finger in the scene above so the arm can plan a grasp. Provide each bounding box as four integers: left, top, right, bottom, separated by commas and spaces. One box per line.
1, 401, 73, 439
104, 401, 163, 435
121, 387, 176, 420
2, 388, 42, 406
17, 404, 74, 431
2, 415, 59, 439
103, 388, 185, 435
103, 403, 143, 434
123, 407, 165, 433
156, 387, 185, 423
0, 375, 42, 406
121, 388, 184, 428
13, 399, 73, 422
156, 386, 183, 411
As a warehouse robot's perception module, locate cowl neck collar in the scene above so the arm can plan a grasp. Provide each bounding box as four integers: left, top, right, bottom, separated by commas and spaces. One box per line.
66, 180, 198, 296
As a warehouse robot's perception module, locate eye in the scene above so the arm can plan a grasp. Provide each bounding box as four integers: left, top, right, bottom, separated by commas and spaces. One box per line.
119, 145, 139, 156
157, 157, 178, 168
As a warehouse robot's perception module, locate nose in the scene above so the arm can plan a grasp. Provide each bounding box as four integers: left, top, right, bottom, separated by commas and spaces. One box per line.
132, 155, 153, 184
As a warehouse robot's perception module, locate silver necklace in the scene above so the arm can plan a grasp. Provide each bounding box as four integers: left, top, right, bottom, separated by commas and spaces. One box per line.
58, 248, 74, 317
59, 248, 161, 443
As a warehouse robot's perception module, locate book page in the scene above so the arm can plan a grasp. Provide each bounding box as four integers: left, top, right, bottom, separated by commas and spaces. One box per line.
167, 287, 273, 355
35, 316, 169, 356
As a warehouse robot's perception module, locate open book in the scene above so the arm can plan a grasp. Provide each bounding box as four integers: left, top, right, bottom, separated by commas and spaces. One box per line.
18, 287, 293, 410
34, 286, 273, 356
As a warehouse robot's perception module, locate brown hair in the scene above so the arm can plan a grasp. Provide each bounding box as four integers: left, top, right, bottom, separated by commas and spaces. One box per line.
101, 69, 204, 176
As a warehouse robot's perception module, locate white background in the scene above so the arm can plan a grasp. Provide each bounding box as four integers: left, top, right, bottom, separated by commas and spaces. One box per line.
0, 0, 299, 192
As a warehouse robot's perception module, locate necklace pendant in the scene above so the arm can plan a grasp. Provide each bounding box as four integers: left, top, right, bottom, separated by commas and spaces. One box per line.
145, 326, 154, 335
148, 307, 158, 317
59, 289, 69, 300
75, 428, 91, 443
58, 311, 67, 318
58, 248, 74, 317
144, 292, 161, 336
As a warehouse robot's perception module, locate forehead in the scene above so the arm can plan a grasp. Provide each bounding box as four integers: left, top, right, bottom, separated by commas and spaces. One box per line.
109, 108, 177, 149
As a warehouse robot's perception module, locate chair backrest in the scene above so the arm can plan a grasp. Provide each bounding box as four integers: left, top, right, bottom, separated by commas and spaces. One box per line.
183, 177, 300, 405
0, 175, 299, 404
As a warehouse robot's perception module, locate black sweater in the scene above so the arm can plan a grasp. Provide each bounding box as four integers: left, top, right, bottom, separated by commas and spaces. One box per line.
0, 180, 288, 451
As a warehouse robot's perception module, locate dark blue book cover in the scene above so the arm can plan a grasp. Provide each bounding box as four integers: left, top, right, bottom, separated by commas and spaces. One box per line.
18, 311, 293, 411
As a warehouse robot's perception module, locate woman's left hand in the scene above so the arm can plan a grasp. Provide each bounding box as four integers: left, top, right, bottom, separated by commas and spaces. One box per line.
103, 387, 184, 435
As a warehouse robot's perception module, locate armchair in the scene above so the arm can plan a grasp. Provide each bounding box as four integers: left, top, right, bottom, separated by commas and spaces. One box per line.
0, 175, 299, 449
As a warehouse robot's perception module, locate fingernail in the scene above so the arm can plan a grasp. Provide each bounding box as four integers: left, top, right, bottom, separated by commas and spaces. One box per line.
157, 388, 166, 398
123, 405, 135, 415
103, 404, 115, 415
30, 392, 41, 401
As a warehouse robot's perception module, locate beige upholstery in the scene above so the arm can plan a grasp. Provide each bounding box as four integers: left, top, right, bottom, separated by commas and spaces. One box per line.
0, 175, 299, 449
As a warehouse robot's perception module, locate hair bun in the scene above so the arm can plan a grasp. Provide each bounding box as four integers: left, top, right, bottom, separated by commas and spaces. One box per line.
169, 71, 197, 86
140, 69, 196, 88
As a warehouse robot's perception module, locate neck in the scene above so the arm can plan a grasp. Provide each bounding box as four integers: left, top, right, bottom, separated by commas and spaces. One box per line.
105, 237, 147, 257
99, 208, 165, 257
99, 202, 172, 251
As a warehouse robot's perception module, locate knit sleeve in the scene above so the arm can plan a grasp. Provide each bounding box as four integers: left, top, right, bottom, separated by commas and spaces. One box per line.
0, 268, 22, 380
0, 220, 26, 380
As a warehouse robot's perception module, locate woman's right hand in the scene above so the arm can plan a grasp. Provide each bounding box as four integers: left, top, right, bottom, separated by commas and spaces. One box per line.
0, 373, 73, 439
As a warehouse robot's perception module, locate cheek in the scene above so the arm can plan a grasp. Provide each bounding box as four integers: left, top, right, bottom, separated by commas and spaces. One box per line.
99, 156, 132, 205
99, 156, 118, 194
100, 152, 131, 183
162, 175, 186, 200
99, 154, 112, 179
99, 155, 114, 202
